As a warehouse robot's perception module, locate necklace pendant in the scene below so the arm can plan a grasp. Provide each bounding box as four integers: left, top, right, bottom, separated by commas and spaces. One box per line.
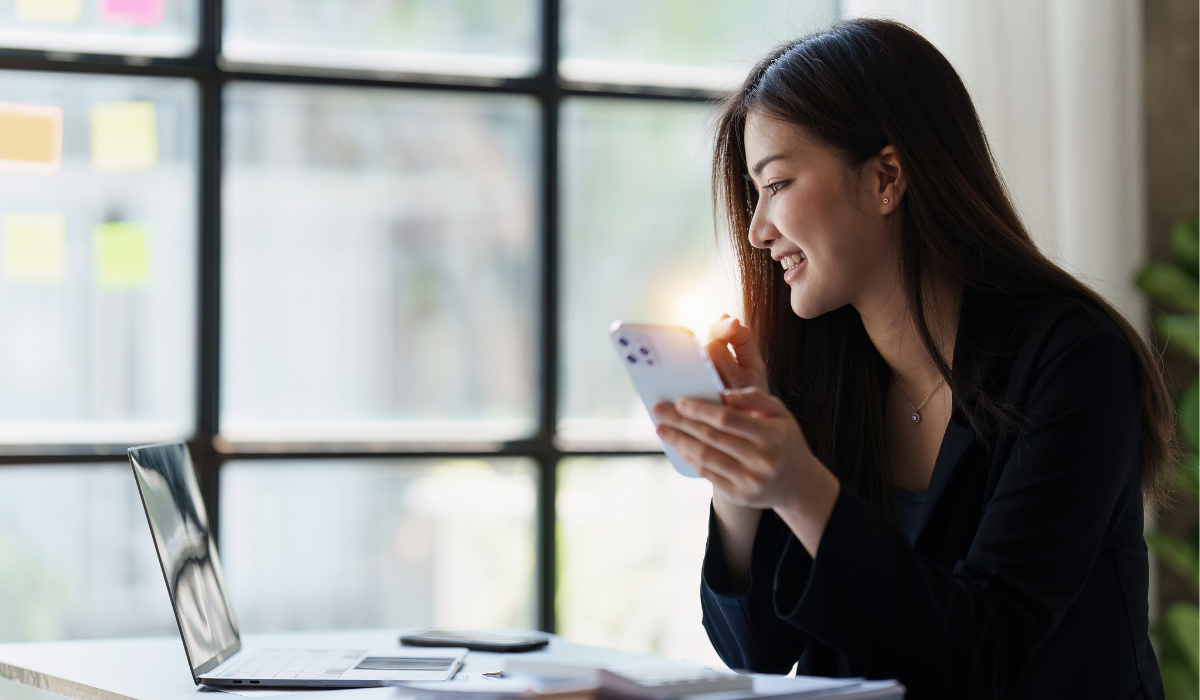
911, 411, 921, 424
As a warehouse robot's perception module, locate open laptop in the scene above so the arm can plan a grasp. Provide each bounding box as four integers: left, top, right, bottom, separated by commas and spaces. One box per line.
128, 441, 468, 688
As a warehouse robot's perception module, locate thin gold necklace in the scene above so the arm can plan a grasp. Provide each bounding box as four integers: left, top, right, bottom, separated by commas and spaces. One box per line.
893, 376, 944, 424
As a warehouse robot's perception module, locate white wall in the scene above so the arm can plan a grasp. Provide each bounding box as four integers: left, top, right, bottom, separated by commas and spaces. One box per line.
841, 0, 1146, 328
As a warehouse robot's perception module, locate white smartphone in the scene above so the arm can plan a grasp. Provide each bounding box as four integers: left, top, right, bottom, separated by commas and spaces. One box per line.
609, 321, 727, 478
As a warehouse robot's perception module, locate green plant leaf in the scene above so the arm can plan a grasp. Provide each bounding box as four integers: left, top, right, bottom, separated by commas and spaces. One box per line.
1179, 379, 1199, 454
1160, 658, 1198, 700
1136, 263, 1200, 314
1165, 603, 1200, 679
1155, 315, 1200, 361
1145, 530, 1200, 591
1171, 216, 1199, 279
1178, 452, 1199, 494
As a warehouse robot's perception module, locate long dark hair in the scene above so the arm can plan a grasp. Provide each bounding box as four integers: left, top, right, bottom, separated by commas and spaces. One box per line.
712, 18, 1178, 508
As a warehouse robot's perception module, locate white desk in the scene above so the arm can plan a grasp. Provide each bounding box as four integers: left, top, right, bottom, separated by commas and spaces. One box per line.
0, 629, 656, 700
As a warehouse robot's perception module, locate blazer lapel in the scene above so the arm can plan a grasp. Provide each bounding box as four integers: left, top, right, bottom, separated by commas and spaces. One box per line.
912, 291, 1013, 543
915, 414, 975, 538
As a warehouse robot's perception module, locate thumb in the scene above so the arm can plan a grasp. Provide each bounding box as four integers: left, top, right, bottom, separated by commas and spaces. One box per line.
724, 319, 767, 375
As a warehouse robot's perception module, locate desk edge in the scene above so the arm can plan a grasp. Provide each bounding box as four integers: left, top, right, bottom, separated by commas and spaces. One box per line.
0, 659, 138, 700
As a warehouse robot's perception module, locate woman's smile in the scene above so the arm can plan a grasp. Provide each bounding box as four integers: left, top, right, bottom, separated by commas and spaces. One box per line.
778, 251, 807, 282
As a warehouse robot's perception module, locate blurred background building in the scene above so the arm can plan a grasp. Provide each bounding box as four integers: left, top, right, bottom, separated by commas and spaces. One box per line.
0, 1, 1193, 698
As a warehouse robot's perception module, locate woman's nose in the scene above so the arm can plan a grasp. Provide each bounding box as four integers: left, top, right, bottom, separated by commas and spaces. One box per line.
747, 200, 774, 249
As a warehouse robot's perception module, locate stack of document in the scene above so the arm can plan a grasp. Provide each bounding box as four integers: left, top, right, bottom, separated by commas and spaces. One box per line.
393, 659, 904, 700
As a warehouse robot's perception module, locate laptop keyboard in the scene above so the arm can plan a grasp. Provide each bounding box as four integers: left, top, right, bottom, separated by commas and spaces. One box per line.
220, 650, 362, 680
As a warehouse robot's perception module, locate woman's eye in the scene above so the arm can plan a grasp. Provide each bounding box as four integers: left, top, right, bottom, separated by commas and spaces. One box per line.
765, 180, 789, 196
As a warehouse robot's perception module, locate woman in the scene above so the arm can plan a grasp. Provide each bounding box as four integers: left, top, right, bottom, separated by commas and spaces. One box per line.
652, 19, 1174, 700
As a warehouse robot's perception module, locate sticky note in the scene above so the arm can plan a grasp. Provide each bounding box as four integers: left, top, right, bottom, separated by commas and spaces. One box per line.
90, 102, 158, 173
3, 213, 66, 283
0, 102, 63, 176
94, 222, 150, 289
98, 0, 162, 26
16, 0, 82, 24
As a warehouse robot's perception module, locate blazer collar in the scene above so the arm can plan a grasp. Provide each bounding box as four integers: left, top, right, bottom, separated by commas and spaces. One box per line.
916, 411, 975, 538
913, 291, 1015, 540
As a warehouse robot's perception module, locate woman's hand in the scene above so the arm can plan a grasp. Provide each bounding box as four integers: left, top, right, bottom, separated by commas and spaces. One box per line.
654, 386, 841, 557
705, 315, 769, 393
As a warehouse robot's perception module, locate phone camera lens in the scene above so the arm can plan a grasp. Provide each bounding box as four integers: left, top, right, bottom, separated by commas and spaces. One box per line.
626, 354, 638, 364
617, 337, 630, 347
637, 345, 651, 356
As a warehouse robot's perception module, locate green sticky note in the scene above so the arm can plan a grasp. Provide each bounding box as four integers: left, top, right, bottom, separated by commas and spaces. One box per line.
90, 101, 158, 173
94, 222, 150, 289
3, 212, 65, 282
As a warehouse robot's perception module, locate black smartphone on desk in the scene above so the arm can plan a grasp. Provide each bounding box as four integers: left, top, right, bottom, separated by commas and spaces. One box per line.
400, 629, 549, 653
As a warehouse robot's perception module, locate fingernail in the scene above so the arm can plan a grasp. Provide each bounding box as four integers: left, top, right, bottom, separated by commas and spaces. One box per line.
675, 399, 692, 413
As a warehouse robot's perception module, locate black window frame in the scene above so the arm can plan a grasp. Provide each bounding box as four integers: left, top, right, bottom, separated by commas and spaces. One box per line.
0, 0, 720, 634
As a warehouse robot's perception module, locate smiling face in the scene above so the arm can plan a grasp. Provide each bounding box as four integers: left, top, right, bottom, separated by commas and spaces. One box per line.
743, 110, 902, 319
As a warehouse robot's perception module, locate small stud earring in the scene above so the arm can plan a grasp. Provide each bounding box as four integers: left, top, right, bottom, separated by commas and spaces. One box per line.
883, 197, 889, 204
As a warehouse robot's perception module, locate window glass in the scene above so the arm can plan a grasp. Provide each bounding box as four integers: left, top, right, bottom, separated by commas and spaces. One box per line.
221, 458, 537, 632
221, 82, 539, 446
223, 0, 541, 79
557, 457, 720, 665
0, 464, 178, 643
560, 0, 837, 90
0, 0, 199, 57
0, 70, 197, 445
558, 98, 736, 448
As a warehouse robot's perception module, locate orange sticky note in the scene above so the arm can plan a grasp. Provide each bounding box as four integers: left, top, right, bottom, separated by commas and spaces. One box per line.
94, 221, 150, 289
16, 0, 83, 24
3, 212, 66, 282
90, 101, 158, 172
0, 102, 63, 176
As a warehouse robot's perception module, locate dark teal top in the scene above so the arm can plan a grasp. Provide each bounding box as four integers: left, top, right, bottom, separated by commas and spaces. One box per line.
892, 485, 926, 545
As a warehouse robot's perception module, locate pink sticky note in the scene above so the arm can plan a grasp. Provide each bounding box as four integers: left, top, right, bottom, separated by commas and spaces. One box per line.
98, 0, 162, 26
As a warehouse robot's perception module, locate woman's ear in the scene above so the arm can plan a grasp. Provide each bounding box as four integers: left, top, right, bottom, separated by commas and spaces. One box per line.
872, 145, 906, 214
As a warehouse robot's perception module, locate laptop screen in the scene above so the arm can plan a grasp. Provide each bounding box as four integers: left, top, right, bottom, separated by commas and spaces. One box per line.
130, 442, 241, 677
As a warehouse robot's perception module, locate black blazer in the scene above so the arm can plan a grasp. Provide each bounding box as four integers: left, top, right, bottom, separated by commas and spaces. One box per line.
700, 292, 1163, 700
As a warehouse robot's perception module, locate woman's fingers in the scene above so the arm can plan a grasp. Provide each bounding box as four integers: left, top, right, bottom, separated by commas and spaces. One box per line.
720, 386, 787, 417
673, 397, 765, 442
656, 424, 744, 483
695, 463, 738, 496
655, 403, 764, 465
705, 337, 744, 389
708, 317, 768, 378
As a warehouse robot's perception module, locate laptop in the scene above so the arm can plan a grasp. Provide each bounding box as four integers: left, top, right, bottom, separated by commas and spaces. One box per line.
128, 441, 468, 688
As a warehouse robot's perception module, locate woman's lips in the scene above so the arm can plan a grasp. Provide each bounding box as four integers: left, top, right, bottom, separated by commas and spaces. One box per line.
781, 252, 806, 283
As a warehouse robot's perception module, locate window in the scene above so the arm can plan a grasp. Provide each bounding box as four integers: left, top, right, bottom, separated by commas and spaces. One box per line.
221, 82, 539, 445
0, 0, 200, 57
222, 0, 540, 79
221, 458, 537, 632
0, 69, 197, 445
0, 0, 835, 662
558, 97, 736, 449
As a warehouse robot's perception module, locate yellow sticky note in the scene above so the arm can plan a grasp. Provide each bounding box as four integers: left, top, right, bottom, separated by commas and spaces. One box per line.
94, 222, 150, 289
90, 102, 158, 172
16, 0, 83, 24
0, 102, 63, 176
3, 213, 66, 283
